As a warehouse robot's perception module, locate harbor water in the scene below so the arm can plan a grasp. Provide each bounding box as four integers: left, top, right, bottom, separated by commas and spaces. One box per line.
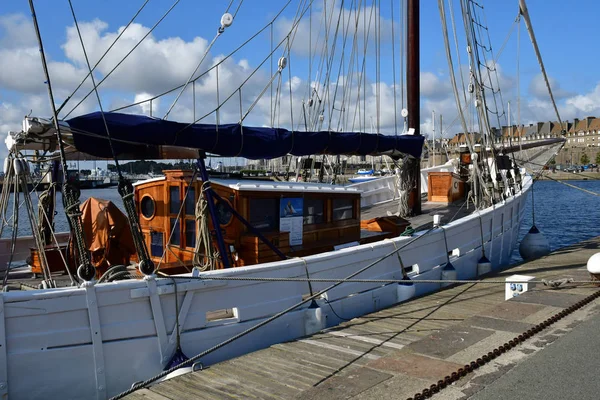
511, 179, 600, 263
2, 181, 599, 266
0, 188, 124, 239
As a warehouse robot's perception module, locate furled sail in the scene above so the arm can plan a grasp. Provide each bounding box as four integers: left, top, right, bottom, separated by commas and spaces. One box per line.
66, 112, 425, 160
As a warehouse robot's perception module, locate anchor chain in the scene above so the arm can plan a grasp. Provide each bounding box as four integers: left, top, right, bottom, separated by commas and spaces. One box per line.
407, 289, 600, 400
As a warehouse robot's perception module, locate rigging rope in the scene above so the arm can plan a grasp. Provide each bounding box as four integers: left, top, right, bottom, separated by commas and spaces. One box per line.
68, 0, 153, 277
15, 159, 53, 286
535, 173, 600, 197
63, 0, 181, 119
394, 155, 415, 218
193, 182, 217, 271
37, 181, 56, 246
28, 0, 94, 282
163, 1, 239, 119
55, 0, 151, 116
36, 183, 77, 286
0, 154, 14, 237
109, 0, 295, 115
1, 162, 19, 288
161, 275, 593, 286
439, 0, 488, 208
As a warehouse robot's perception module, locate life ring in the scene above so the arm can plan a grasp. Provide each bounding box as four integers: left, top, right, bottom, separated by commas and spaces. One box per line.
453, 181, 459, 190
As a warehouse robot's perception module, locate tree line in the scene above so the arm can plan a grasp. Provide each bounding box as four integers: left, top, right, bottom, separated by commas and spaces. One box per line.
107, 160, 195, 175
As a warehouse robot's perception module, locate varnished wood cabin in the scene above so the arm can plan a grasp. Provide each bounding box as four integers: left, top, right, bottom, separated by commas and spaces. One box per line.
133, 170, 406, 271
427, 172, 465, 204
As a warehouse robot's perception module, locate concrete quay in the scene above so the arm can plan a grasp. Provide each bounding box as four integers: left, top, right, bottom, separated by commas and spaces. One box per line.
125, 237, 600, 400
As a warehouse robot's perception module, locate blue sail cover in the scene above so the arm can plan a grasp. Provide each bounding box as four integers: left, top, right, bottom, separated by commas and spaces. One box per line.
67, 112, 424, 160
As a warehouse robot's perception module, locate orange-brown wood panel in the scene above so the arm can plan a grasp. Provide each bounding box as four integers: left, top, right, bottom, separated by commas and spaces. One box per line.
30, 244, 74, 275
135, 172, 365, 270
360, 215, 410, 236
428, 172, 464, 204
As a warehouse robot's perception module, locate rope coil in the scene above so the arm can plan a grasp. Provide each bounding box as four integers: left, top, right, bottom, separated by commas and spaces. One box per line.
193, 182, 217, 271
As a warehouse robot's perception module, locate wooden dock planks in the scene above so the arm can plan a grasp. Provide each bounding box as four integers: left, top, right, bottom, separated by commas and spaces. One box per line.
126, 236, 600, 399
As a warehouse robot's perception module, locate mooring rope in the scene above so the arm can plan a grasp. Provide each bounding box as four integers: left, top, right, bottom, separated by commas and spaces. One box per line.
159, 275, 593, 287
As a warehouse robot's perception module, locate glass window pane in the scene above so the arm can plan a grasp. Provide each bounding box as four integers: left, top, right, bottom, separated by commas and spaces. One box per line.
185, 220, 196, 248
141, 196, 155, 219
150, 231, 164, 257
169, 218, 180, 246
303, 198, 324, 225
169, 186, 181, 215
184, 186, 195, 216
248, 198, 278, 231
332, 198, 354, 221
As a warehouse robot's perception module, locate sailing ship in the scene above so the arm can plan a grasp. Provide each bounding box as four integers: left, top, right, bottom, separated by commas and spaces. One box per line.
0, 0, 565, 398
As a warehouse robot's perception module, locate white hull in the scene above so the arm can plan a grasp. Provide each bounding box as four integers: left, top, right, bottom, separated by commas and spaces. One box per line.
0, 176, 532, 399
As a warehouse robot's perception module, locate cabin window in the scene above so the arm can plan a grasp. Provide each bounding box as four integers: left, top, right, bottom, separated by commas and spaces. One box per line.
169, 186, 181, 215
150, 231, 164, 257
216, 200, 234, 226
184, 186, 195, 216
185, 220, 196, 248
248, 198, 278, 231
304, 198, 324, 225
140, 195, 155, 219
169, 218, 181, 246
332, 198, 354, 221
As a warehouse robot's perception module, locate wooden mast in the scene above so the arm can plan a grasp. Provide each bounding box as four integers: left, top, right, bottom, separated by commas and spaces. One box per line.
407, 0, 421, 215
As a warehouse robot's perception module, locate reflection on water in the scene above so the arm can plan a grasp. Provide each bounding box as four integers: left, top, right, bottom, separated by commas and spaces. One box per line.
3, 181, 600, 267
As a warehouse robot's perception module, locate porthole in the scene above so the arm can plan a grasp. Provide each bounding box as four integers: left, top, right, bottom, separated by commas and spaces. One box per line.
215, 200, 234, 226
141, 195, 156, 219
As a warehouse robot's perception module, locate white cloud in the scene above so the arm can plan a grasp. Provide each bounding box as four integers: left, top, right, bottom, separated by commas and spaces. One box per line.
420, 72, 451, 100
529, 73, 572, 100
0, 16, 88, 95
275, 2, 395, 57
62, 20, 209, 95
565, 83, 600, 114
4, 9, 596, 163
0, 14, 37, 49
133, 92, 158, 116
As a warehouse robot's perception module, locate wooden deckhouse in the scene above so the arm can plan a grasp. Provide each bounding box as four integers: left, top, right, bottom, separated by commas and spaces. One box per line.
134, 170, 403, 271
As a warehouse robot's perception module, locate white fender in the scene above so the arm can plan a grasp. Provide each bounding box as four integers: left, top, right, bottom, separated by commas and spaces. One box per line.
441, 262, 457, 288
519, 225, 550, 260
477, 256, 492, 276
397, 280, 416, 302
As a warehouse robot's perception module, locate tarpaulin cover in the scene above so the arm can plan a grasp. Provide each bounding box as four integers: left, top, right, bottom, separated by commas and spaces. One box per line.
80, 197, 136, 274
67, 112, 425, 160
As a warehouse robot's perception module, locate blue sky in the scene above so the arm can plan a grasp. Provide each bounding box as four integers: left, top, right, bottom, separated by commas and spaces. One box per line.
1, 0, 600, 158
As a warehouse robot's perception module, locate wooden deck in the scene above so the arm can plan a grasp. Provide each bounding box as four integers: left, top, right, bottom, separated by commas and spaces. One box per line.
124, 237, 600, 400
362, 194, 471, 232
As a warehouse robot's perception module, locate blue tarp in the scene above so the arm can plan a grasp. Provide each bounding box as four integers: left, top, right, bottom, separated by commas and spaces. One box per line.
66, 112, 424, 160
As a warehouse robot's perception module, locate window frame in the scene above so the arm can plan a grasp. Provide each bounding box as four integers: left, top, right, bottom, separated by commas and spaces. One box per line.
248, 197, 280, 232
331, 197, 356, 222
303, 196, 326, 227
140, 194, 156, 220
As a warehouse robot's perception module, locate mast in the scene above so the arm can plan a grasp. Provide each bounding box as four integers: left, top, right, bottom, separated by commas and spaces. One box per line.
519, 0, 564, 133
407, 0, 421, 214
440, 113, 443, 161
432, 110, 435, 167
